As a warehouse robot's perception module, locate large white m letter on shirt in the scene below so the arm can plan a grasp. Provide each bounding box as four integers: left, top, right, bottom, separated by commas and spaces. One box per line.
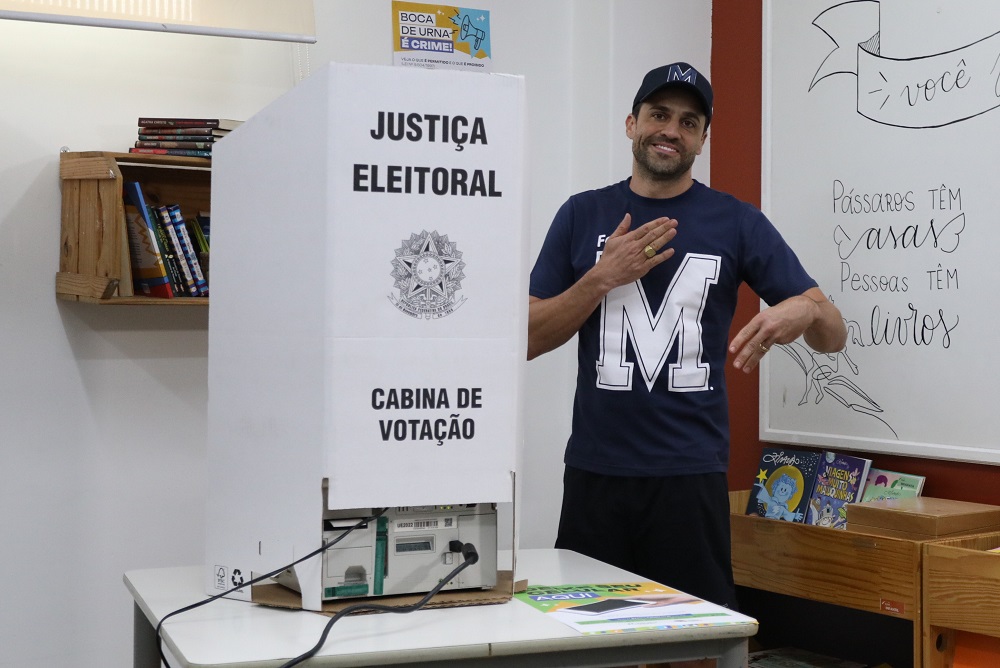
597, 254, 720, 392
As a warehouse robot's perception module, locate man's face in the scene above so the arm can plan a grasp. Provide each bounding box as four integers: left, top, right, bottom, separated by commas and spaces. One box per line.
626, 87, 708, 182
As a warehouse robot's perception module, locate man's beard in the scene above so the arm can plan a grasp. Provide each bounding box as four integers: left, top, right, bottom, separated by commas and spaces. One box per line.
632, 137, 696, 182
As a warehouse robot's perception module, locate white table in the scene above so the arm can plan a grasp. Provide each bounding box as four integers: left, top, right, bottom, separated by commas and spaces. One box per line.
126, 548, 757, 667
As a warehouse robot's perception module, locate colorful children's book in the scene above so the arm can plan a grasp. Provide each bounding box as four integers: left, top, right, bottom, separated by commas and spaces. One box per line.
860, 467, 926, 502
121, 182, 173, 298
805, 451, 872, 529
746, 447, 822, 523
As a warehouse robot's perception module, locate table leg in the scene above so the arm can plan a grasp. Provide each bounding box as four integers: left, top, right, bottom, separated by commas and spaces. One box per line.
134, 602, 161, 668
716, 637, 749, 668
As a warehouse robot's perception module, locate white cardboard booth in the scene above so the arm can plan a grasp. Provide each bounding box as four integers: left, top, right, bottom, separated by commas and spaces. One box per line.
204, 62, 527, 611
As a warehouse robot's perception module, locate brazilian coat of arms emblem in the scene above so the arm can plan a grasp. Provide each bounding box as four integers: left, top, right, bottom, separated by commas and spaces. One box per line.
390, 230, 467, 319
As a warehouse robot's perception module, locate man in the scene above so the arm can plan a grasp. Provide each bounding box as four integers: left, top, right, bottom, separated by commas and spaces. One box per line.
527, 63, 846, 608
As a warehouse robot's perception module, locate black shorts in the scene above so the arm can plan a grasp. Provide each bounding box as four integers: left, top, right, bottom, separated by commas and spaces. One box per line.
554, 465, 737, 608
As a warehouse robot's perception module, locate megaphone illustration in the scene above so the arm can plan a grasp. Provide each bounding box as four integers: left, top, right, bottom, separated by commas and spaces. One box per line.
460, 15, 486, 50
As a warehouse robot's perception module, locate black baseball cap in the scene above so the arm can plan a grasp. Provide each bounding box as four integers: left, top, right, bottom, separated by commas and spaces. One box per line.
632, 62, 713, 126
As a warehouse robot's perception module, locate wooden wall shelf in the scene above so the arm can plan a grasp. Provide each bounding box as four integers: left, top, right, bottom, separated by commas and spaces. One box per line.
57, 151, 210, 305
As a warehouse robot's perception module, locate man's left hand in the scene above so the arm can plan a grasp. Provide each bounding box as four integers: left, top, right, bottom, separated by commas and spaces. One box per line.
729, 289, 843, 373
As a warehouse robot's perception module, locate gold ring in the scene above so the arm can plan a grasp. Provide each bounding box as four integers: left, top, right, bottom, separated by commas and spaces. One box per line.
643, 244, 656, 259
757, 342, 769, 353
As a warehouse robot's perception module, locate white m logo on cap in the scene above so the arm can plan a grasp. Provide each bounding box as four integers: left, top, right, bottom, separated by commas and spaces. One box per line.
666, 64, 697, 84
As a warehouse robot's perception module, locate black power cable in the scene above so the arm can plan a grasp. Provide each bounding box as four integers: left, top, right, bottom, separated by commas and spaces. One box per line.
277, 539, 480, 667
155, 508, 389, 666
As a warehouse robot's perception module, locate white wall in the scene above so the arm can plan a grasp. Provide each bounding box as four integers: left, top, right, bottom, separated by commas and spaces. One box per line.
0, 1, 708, 665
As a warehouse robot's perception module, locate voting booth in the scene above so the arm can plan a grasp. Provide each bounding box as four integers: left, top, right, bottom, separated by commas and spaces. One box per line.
204, 63, 527, 611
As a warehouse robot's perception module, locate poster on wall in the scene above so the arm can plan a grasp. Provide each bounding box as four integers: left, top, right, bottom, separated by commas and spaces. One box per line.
392, 1, 493, 72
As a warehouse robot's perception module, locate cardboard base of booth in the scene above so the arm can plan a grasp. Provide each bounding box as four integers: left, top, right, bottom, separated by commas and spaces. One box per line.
252, 570, 522, 615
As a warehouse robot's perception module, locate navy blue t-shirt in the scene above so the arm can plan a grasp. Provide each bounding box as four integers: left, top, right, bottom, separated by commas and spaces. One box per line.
529, 179, 817, 476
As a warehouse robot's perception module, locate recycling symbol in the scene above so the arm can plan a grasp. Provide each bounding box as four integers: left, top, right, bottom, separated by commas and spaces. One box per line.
231, 569, 244, 587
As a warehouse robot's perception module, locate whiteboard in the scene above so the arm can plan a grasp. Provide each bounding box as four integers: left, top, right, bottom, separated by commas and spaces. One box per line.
760, 0, 1000, 464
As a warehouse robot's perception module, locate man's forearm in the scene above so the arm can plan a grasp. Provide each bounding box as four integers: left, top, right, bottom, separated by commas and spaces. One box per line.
802, 291, 847, 353
527, 272, 610, 360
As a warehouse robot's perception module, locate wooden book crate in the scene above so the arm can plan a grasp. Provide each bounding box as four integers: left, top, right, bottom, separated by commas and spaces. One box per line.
57, 151, 211, 305
923, 531, 1000, 667
730, 490, 924, 666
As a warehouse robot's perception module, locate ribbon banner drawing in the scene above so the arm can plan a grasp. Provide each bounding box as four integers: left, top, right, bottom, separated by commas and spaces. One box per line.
810, 0, 1000, 128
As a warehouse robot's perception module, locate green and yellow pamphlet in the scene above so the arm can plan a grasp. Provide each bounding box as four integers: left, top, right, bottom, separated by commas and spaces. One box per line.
515, 582, 753, 635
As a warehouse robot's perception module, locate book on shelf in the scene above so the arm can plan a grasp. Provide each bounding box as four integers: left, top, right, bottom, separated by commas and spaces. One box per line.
154, 206, 202, 297
746, 447, 822, 523
805, 451, 872, 530
135, 140, 215, 150
151, 218, 187, 296
138, 134, 219, 143
195, 212, 211, 246
129, 147, 212, 158
138, 127, 230, 137
121, 182, 173, 298
137, 117, 243, 131
860, 467, 926, 502
184, 213, 210, 285
167, 205, 208, 296
186, 215, 210, 254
